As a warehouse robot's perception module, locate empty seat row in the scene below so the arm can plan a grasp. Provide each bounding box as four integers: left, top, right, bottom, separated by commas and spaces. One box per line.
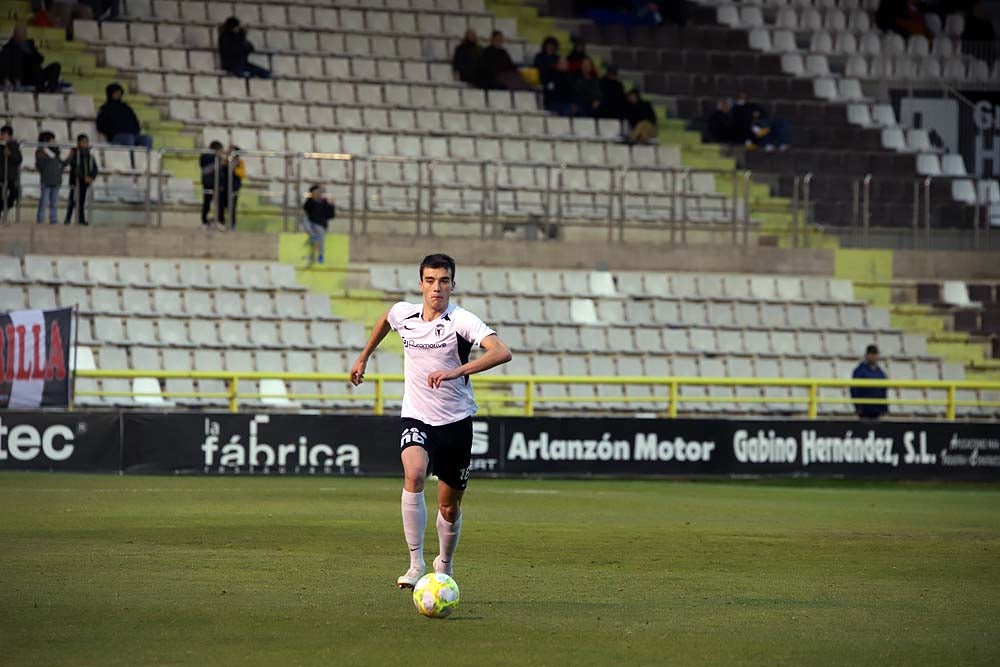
76, 316, 364, 349
2, 285, 335, 321
3, 256, 304, 291
87, 345, 391, 375
2, 92, 95, 120
844, 53, 993, 82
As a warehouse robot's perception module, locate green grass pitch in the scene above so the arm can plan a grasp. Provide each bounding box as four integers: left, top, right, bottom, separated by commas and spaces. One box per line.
2, 473, 998, 666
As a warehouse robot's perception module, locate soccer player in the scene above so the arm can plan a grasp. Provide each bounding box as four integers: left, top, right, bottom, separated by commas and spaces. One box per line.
350, 254, 512, 588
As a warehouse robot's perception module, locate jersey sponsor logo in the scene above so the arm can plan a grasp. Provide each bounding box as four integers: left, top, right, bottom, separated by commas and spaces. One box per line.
402, 339, 448, 349
401, 427, 427, 449
434, 324, 445, 338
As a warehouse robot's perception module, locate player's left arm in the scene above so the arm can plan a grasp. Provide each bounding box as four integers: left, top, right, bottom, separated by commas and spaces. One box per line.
427, 334, 512, 389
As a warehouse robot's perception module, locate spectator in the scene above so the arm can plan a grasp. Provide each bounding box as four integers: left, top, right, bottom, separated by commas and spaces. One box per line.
587, 1, 686, 27
34, 130, 62, 225
65, 133, 98, 226
543, 57, 576, 115
452, 29, 481, 85
731, 92, 789, 151
573, 57, 603, 117
228, 145, 244, 229
566, 35, 588, 73
624, 89, 657, 144
200, 141, 228, 229
598, 64, 626, 120
0, 24, 62, 92
479, 30, 532, 90
96, 83, 153, 151
876, 0, 928, 38
41, 1, 94, 38
302, 184, 336, 265
532, 36, 560, 87
218, 17, 270, 79
963, 3, 996, 42
0, 124, 22, 220
851, 344, 889, 419
706, 98, 737, 144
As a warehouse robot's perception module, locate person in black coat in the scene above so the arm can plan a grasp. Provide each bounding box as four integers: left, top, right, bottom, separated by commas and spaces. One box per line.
598, 64, 627, 120
0, 24, 61, 92
533, 36, 560, 87
543, 57, 577, 116
478, 30, 531, 90
200, 141, 229, 229
624, 89, 658, 144
218, 17, 270, 79
707, 98, 737, 143
96, 83, 153, 150
0, 124, 22, 219
65, 133, 99, 226
302, 184, 336, 264
452, 29, 481, 84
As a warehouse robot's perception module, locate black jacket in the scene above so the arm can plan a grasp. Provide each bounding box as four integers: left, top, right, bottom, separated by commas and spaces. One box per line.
96, 98, 141, 139
219, 29, 253, 72
0, 38, 44, 84
599, 76, 626, 119
544, 69, 576, 108
625, 99, 657, 128
533, 51, 559, 85
731, 102, 763, 142
479, 45, 516, 85
452, 40, 481, 84
707, 109, 736, 143
199, 153, 228, 191
1, 138, 22, 184
303, 197, 336, 228
67, 148, 99, 184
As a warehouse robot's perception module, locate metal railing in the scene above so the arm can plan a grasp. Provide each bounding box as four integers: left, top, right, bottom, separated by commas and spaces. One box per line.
73, 369, 1000, 421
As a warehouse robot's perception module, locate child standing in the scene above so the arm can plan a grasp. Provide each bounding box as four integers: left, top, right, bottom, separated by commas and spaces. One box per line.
65, 134, 99, 226
34, 131, 62, 225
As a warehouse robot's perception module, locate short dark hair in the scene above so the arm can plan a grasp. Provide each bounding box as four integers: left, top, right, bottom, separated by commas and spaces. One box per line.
309, 184, 321, 193
542, 36, 559, 50
38, 130, 54, 142
76, 133, 89, 142
419, 253, 456, 280
491, 30, 503, 39
865, 344, 879, 355
209, 140, 223, 150
1, 125, 13, 135
605, 64, 618, 75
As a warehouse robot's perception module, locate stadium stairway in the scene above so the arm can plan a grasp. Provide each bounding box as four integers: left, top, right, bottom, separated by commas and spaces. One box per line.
494, 0, 826, 249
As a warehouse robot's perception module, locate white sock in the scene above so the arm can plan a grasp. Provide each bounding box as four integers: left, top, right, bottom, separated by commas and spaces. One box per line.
436, 510, 462, 567
401, 490, 426, 567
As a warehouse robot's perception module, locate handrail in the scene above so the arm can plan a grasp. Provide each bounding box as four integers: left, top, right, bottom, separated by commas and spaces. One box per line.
74, 369, 1000, 420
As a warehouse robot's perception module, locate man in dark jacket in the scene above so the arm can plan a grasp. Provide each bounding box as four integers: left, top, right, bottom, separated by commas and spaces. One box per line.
624, 89, 657, 144
302, 184, 336, 264
707, 98, 737, 143
200, 141, 228, 229
851, 344, 889, 419
532, 36, 560, 88
96, 83, 153, 150
65, 133, 99, 226
598, 64, 627, 120
0, 124, 22, 220
543, 57, 576, 116
0, 24, 61, 92
479, 30, 531, 90
451, 29, 481, 85
218, 17, 270, 79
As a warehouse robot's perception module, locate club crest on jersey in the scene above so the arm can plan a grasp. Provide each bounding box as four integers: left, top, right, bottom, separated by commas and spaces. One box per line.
435, 324, 445, 338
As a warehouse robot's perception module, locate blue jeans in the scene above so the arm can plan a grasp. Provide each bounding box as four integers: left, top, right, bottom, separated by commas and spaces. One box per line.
111, 133, 153, 150
756, 120, 789, 147
37, 185, 59, 224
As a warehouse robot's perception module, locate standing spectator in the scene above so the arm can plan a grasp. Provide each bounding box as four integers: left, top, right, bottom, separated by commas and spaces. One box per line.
566, 35, 588, 73
543, 57, 576, 115
228, 145, 245, 229
65, 133, 98, 226
851, 344, 889, 419
479, 30, 531, 90
706, 98, 737, 144
96, 83, 153, 150
35, 130, 62, 225
452, 29, 481, 85
875, 0, 927, 38
624, 89, 658, 144
302, 184, 336, 265
0, 124, 22, 220
200, 141, 228, 229
572, 57, 603, 117
598, 64, 627, 120
0, 24, 61, 92
218, 17, 270, 79
532, 36, 560, 88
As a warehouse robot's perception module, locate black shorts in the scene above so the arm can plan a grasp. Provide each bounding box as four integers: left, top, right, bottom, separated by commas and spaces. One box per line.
400, 416, 473, 491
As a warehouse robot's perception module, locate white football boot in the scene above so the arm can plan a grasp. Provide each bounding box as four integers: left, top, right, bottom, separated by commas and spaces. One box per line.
397, 562, 425, 589
433, 556, 453, 577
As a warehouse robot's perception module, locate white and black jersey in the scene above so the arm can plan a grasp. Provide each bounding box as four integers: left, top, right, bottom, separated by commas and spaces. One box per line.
387, 301, 496, 426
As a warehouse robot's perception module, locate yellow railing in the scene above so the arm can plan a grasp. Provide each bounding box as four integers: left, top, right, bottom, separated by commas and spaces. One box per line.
73, 370, 1000, 420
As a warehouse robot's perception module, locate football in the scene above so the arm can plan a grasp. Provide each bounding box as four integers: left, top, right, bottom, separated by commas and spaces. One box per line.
412, 573, 461, 618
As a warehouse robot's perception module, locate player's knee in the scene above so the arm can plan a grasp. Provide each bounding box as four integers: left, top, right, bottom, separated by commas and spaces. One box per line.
439, 501, 460, 523
403, 471, 425, 492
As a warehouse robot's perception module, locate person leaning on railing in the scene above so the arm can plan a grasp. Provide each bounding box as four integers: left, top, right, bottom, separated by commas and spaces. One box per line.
851, 344, 889, 420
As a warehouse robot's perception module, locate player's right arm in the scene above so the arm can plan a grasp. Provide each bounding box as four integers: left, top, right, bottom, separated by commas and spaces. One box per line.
350, 309, 393, 386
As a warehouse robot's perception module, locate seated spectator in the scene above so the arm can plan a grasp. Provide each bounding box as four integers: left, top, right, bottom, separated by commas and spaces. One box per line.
302, 184, 336, 265
573, 57, 603, 117
587, 1, 686, 28
219, 17, 270, 79
452, 29, 481, 85
65, 133, 97, 226
706, 98, 737, 144
533, 36, 560, 88
0, 24, 62, 92
732, 92, 789, 151
0, 124, 22, 220
963, 3, 996, 43
479, 30, 531, 90
96, 83, 153, 150
851, 344, 889, 419
598, 64, 627, 120
200, 141, 228, 229
876, 0, 927, 38
566, 35, 588, 73
543, 57, 576, 116
35, 130, 62, 225
624, 89, 658, 144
